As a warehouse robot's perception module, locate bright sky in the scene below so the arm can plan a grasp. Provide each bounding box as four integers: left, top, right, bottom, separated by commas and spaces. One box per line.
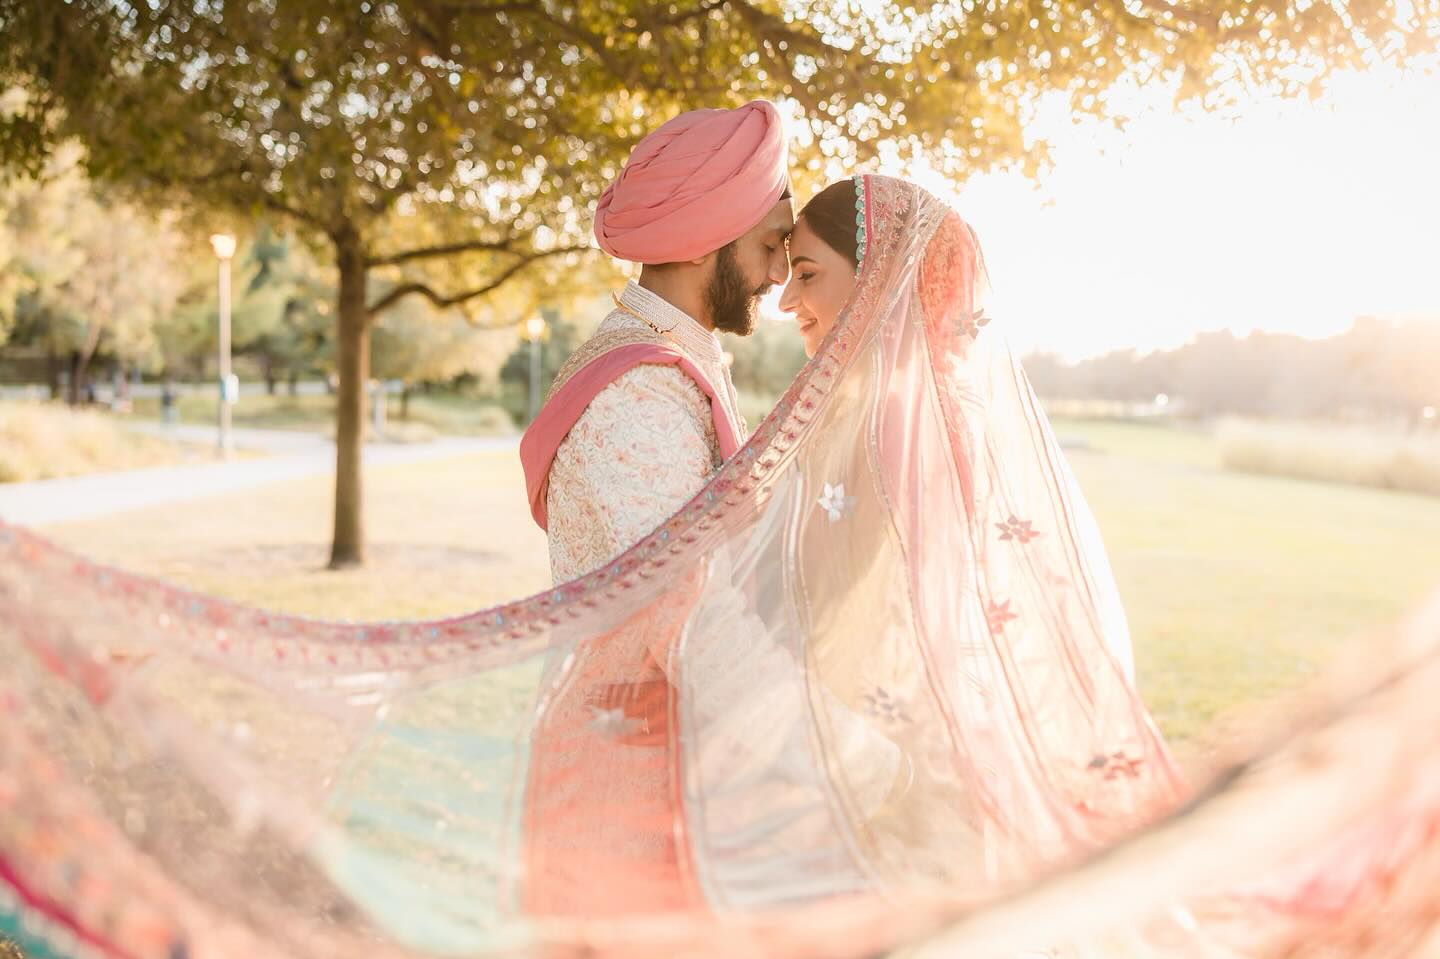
768, 61, 1440, 361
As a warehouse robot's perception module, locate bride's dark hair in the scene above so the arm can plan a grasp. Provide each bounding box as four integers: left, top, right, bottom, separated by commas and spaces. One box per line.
797, 179, 860, 267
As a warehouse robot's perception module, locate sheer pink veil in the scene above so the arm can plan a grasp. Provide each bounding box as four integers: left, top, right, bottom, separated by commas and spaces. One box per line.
4, 176, 1436, 959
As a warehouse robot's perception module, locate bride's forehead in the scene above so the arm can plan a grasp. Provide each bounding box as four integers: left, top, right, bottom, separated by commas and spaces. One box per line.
787, 218, 836, 256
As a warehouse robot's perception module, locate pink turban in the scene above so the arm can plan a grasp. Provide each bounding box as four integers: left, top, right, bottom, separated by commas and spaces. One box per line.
593, 100, 790, 264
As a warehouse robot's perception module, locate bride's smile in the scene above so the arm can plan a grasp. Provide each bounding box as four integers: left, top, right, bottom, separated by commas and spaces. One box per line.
779, 182, 865, 357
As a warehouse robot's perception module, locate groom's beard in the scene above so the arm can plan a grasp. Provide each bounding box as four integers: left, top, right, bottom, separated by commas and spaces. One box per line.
706, 243, 767, 336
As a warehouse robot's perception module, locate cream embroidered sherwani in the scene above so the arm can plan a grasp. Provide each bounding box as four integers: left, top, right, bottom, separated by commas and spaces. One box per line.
546, 282, 745, 584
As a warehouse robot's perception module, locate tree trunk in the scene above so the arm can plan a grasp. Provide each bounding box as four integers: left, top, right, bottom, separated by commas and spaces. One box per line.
46, 349, 61, 401
329, 230, 370, 569
400, 384, 411, 420
288, 371, 300, 396
66, 350, 81, 405
72, 323, 103, 405
263, 351, 277, 395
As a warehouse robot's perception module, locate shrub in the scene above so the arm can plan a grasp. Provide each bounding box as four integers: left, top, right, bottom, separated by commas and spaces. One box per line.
0, 401, 194, 483
1218, 419, 1440, 497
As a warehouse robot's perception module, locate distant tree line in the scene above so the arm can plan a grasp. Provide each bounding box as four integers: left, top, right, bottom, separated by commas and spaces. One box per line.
1025, 317, 1440, 425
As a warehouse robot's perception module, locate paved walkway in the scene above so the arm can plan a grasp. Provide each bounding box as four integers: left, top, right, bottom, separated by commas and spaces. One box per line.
124, 421, 336, 453
0, 427, 518, 526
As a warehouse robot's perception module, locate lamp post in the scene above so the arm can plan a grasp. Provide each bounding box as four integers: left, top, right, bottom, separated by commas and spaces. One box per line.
525, 315, 547, 424
209, 233, 237, 456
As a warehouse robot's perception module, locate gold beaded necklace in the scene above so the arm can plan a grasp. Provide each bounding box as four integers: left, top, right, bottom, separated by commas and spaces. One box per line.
611, 292, 678, 337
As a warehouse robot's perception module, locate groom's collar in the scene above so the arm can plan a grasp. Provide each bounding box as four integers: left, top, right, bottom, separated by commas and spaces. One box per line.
618, 281, 722, 366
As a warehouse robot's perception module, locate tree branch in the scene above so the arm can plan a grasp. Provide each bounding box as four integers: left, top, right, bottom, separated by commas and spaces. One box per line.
260, 191, 332, 234
365, 245, 588, 316
728, 1, 832, 56
169, 158, 333, 234
629, 0, 730, 31
367, 237, 518, 268
1131, 0, 1218, 32
434, 0, 541, 13
1113, 7, 1185, 40
175, 162, 252, 190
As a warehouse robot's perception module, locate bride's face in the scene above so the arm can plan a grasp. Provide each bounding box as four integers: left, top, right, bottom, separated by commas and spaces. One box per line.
778, 218, 857, 357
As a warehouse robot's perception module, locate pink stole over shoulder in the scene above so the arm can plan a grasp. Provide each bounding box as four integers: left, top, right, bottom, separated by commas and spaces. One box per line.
519, 341, 742, 531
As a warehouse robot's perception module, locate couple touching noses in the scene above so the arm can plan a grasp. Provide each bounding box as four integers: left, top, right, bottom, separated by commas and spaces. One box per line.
520, 98, 872, 585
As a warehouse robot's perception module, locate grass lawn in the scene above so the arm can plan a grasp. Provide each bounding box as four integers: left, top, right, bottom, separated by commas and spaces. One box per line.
128, 391, 516, 437
42, 448, 550, 621
38, 417, 1440, 767
1053, 416, 1440, 753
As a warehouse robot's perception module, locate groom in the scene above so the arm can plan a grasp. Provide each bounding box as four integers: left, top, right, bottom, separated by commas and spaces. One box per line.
521, 100, 794, 583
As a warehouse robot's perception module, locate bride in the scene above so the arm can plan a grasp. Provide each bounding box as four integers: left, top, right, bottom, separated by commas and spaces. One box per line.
519, 172, 1185, 917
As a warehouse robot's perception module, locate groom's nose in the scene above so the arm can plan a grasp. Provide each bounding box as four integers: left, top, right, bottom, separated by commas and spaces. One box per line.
766, 244, 791, 286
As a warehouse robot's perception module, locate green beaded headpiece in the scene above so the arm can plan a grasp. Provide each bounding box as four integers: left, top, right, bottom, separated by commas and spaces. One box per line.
853, 174, 867, 277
